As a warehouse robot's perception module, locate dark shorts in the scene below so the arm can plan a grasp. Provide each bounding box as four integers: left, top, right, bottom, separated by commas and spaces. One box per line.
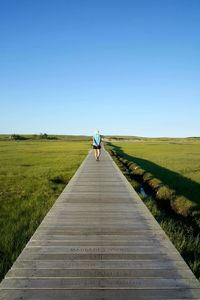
93, 145, 101, 150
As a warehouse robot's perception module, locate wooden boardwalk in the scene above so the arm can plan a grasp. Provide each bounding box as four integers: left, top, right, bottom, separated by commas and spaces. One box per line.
0, 148, 200, 299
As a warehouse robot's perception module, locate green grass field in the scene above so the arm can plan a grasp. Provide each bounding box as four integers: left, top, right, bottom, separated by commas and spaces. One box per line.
0, 139, 90, 280
109, 140, 200, 207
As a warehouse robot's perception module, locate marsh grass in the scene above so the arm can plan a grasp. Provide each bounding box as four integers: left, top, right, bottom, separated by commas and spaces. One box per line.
0, 140, 90, 280
109, 140, 200, 207
108, 141, 200, 222
143, 196, 200, 280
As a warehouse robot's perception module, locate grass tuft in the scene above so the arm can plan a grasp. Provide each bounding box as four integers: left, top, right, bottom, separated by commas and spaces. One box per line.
170, 196, 198, 217
148, 178, 163, 190
50, 175, 66, 184
156, 186, 175, 201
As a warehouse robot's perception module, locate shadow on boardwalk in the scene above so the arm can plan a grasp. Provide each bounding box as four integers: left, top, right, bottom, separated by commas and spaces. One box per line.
110, 143, 200, 207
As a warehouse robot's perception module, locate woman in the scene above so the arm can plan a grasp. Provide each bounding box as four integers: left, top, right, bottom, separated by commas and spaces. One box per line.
93, 130, 102, 161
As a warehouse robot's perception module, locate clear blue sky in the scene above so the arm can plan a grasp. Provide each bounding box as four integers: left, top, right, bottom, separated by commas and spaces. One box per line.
0, 0, 199, 137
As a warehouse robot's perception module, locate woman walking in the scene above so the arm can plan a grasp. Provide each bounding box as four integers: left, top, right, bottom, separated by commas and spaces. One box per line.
93, 130, 102, 161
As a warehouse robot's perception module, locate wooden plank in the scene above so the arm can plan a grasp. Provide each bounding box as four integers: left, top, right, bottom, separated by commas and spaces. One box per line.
29, 229, 166, 237
30, 232, 168, 239
12, 259, 190, 270
30, 233, 169, 241
17, 253, 176, 261
28, 239, 172, 246
6, 268, 194, 279
42, 216, 158, 221
19, 245, 179, 255
1, 289, 200, 300
1, 277, 199, 289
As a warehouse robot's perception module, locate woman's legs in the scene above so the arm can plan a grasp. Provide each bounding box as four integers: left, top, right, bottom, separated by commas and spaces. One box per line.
94, 147, 101, 160
94, 149, 97, 159
97, 148, 101, 160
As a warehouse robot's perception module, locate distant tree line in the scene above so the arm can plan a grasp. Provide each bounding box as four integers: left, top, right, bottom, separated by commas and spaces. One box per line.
10, 133, 58, 140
